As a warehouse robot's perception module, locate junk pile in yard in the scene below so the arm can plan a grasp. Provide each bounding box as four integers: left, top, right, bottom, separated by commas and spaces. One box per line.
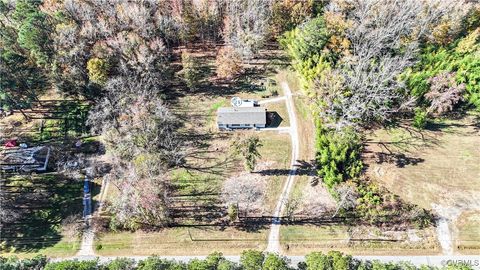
1, 144, 51, 172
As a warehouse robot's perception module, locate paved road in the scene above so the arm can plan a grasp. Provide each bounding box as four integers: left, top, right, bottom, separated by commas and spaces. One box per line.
265, 82, 300, 253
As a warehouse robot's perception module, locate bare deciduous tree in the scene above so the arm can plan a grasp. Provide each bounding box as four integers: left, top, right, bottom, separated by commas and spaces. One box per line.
223, 0, 273, 59
88, 78, 184, 167
87, 75, 183, 228
319, 0, 471, 129
426, 72, 465, 116
283, 195, 301, 221
222, 174, 265, 217
55, 0, 178, 97
61, 214, 85, 240
107, 161, 171, 229
332, 183, 358, 217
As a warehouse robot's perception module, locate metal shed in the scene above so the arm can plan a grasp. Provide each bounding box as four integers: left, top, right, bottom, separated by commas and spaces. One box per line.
217, 107, 267, 130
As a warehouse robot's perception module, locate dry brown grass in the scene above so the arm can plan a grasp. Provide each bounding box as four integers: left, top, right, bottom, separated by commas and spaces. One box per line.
95, 227, 268, 256
365, 115, 480, 211
365, 113, 480, 254
456, 211, 480, 254
280, 224, 439, 255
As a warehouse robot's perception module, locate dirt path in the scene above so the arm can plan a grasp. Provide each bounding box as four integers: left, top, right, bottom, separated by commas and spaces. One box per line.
265, 82, 300, 253
258, 96, 287, 104
77, 228, 94, 256
432, 204, 463, 255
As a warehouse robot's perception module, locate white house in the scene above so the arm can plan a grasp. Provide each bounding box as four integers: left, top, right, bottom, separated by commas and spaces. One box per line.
217, 107, 267, 130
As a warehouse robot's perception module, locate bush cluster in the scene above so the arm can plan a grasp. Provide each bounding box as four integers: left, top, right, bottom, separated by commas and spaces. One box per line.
315, 126, 363, 192
0, 251, 474, 270
405, 29, 480, 111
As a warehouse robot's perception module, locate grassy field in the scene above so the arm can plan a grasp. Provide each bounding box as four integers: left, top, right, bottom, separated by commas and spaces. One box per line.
276, 70, 314, 162
365, 113, 480, 254
257, 131, 291, 213
0, 240, 80, 258
456, 211, 480, 254
365, 114, 480, 210
278, 112, 479, 256
94, 227, 268, 256
97, 117, 291, 255
280, 225, 439, 255
0, 173, 83, 257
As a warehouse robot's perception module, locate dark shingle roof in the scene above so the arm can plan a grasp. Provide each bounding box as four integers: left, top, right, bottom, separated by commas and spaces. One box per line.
217, 107, 266, 125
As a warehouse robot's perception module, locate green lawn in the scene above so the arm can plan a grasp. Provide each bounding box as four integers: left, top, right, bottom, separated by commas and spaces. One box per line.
257, 131, 291, 214
1, 239, 80, 258
0, 173, 83, 257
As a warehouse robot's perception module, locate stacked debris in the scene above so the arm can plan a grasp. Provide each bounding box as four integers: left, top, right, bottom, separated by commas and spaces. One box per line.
0, 146, 50, 172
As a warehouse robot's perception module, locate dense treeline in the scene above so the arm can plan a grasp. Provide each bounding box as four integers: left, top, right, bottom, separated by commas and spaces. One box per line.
0, 250, 474, 270
281, 0, 480, 224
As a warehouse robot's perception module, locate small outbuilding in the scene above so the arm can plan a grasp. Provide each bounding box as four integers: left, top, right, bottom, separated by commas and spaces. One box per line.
217, 107, 267, 130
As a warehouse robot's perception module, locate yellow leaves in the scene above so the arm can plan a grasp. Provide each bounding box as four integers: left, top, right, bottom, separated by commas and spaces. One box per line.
86, 57, 110, 85
324, 11, 352, 56
215, 46, 243, 79
324, 11, 351, 34
327, 35, 351, 56
313, 68, 344, 100
456, 28, 480, 54
431, 21, 453, 46
55, 22, 75, 32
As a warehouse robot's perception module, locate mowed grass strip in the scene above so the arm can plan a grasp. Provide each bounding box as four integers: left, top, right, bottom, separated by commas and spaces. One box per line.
94, 227, 268, 256
257, 131, 291, 214
280, 225, 439, 256
0, 240, 81, 258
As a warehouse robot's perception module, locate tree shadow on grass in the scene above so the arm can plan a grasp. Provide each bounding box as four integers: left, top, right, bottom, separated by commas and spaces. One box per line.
1, 172, 83, 252
373, 152, 425, 168
170, 65, 273, 99
255, 159, 317, 177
